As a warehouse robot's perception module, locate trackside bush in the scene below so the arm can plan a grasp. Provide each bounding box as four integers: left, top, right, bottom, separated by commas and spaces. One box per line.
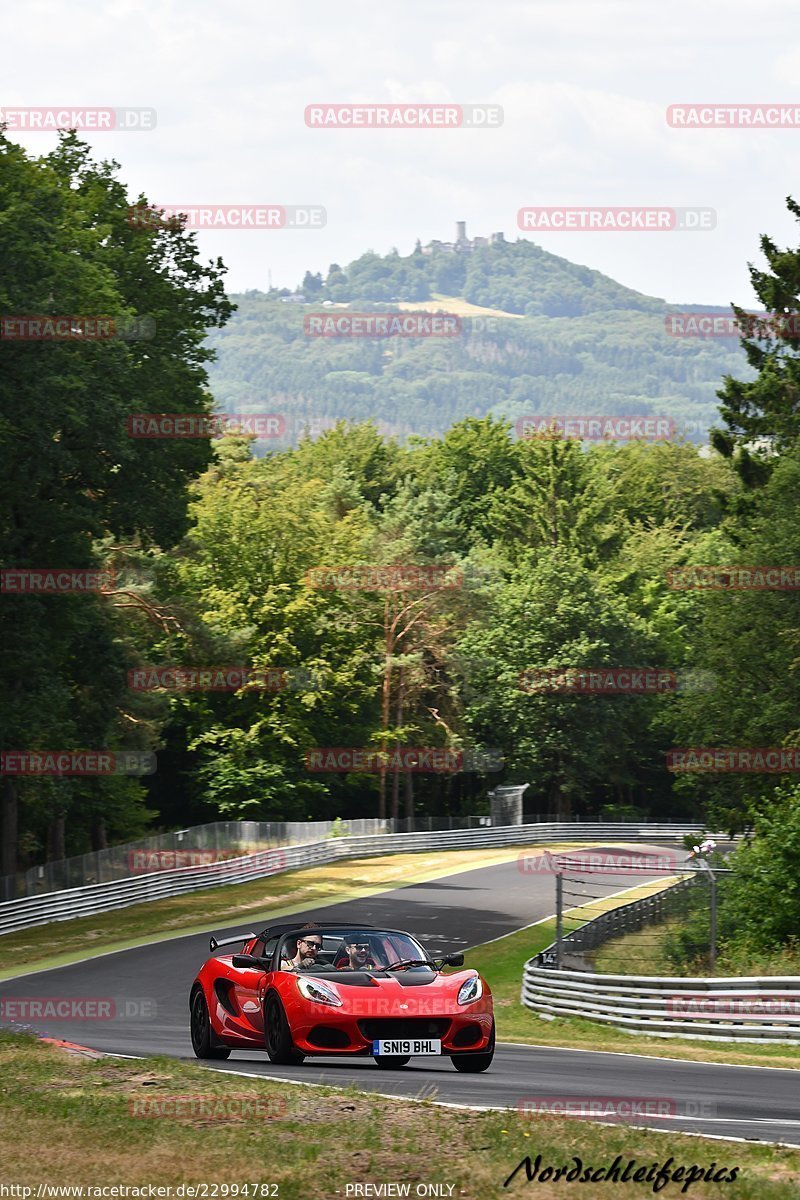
666, 785, 800, 971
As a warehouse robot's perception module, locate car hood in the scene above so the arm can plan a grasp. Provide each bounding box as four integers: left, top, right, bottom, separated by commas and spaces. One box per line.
304, 968, 476, 990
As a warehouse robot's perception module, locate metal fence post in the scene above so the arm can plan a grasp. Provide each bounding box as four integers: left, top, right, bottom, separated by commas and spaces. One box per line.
555, 872, 563, 970
708, 867, 717, 972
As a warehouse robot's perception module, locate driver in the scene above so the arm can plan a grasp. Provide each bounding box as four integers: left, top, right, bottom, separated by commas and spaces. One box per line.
281, 923, 323, 970
337, 939, 377, 970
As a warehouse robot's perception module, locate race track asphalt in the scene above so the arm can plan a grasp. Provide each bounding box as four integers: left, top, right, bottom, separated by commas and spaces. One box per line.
2, 845, 799, 1147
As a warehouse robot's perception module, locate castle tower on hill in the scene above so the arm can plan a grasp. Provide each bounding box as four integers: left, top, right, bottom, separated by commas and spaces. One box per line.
421, 222, 505, 256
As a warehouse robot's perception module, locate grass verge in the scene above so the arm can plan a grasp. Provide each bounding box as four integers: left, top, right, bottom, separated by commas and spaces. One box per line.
467, 915, 800, 1071
590, 921, 800, 978
589, 919, 679, 976
1, 1032, 798, 1197
0, 842, 588, 979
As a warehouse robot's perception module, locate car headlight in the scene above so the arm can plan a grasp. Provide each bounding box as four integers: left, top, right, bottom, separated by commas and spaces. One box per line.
297, 977, 343, 1007
457, 974, 483, 1005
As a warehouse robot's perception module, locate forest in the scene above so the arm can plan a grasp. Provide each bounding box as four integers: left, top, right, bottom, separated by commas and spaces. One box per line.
3, 133, 800, 888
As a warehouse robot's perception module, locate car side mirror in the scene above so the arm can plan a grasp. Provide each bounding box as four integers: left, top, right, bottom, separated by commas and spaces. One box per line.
442, 953, 464, 967
231, 954, 269, 969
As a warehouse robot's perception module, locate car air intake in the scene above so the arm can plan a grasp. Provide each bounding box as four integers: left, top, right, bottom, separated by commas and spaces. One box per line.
451, 1023, 482, 1047
213, 979, 238, 1016
357, 1018, 451, 1040
308, 1025, 351, 1049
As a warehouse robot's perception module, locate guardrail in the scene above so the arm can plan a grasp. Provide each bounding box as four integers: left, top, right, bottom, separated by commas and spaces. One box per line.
3, 817, 395, 901
2, 812, 655, 902
521, 964, 800, 1043
0, 822, 709, 937
522, 880, 800, 1043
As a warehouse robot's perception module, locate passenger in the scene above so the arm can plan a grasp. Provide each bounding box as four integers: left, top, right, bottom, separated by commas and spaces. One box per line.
337, 940, 377, 970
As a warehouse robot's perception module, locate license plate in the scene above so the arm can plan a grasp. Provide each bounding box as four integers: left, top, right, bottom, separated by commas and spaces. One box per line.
373, 1038, 441, 1056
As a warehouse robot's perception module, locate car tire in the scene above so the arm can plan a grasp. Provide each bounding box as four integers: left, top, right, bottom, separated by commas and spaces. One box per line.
450, 1020, 495, 1073
264, 993, 305, 1065
373, 1055, 411, 1069
190, 987, 231, 1060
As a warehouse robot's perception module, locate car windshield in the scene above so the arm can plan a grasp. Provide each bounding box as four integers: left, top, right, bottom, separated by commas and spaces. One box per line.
276, 928, 430, 970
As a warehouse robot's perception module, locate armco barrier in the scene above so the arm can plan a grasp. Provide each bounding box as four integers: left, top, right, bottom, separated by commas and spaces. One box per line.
521, 964, 800, 1043
522, 879, 800, 1044
6, 817, 395, 900
0, 822, 709, 937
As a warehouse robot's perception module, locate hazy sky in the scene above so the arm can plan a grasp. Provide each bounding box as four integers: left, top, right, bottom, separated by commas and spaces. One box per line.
4, 0, 800, 304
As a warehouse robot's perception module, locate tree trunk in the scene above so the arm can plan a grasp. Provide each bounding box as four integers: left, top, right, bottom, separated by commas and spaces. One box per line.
391, 666, 405, 823
91, 816, 107, 851
47, 813, 66, 863
379, 598, 392, 821
1, 777, 18, 879
404, 770, 414, 828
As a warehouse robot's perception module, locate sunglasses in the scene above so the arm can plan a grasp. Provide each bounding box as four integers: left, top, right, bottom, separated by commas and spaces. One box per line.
300, 939, 322, 950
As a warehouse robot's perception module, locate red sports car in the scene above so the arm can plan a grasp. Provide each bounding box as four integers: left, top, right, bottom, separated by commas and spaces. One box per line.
189, 922, 494, 1072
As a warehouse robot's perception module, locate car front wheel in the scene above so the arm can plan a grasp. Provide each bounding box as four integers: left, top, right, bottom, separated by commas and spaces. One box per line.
264, 993, 305, 1065
190, 987, 231, 1060
450, 1020, 495, 1073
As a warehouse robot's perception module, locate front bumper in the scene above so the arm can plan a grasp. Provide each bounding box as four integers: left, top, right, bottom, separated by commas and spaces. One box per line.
289, 1007, 494, 1056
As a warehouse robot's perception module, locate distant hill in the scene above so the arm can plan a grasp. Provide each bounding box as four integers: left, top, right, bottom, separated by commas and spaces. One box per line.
204, 236, 751, 446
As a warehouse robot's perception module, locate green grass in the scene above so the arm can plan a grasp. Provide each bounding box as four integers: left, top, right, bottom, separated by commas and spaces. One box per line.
2, 1032, 798, 1197
589, 919, 681, 976
590, 919, 800, 978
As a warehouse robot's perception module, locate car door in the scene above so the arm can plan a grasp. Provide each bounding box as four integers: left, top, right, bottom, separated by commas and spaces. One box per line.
228, 935, 279, 1036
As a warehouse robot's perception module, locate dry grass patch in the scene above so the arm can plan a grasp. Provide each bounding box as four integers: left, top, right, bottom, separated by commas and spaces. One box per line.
1, 1033, 798, 1198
